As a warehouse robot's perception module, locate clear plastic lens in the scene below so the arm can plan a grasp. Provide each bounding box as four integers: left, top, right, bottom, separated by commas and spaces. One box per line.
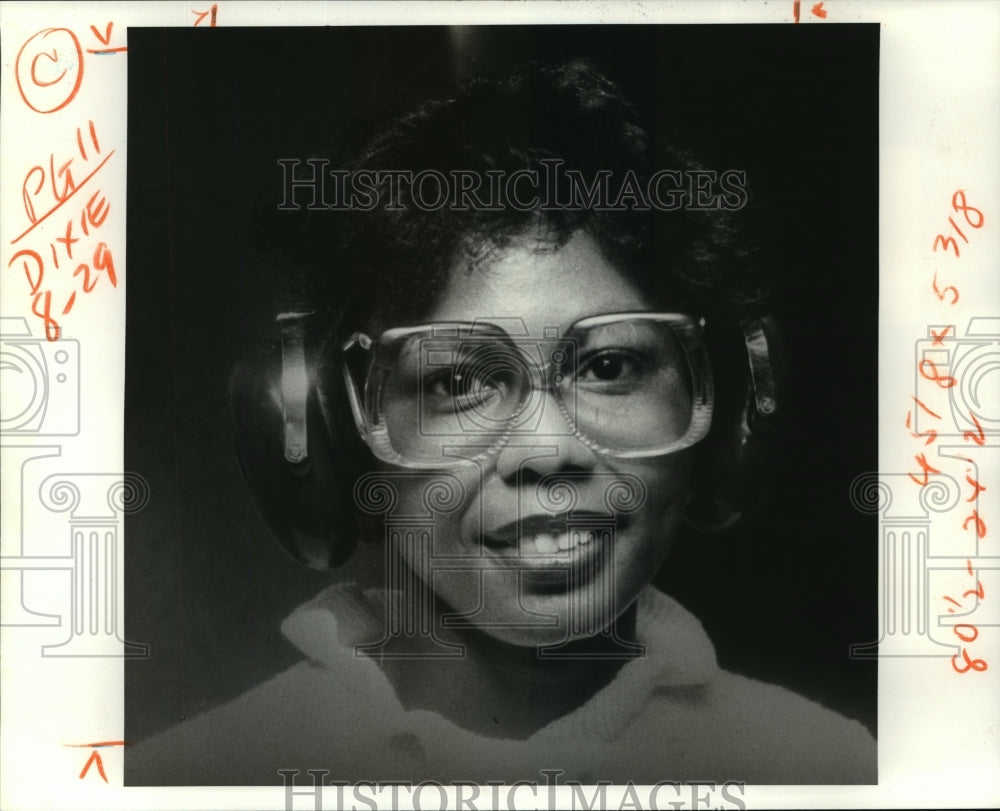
566, 319, 693, 451
355, 314, 711, 465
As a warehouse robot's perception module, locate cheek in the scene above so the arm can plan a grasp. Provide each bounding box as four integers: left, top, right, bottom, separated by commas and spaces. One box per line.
374, 464, 481, 554
629, 446, 693, 496
625, 451, 694, 557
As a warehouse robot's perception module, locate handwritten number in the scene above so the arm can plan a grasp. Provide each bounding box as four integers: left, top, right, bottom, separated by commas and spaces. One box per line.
73, 263, 96, 293
962, 581, 985, 601
963, 511, 987, 539
947, 215, 969, 244
951, 648, 988, 674
932, 271, 959, 304
93, 242, 117, 287
934, 191, 984, 257
912, 397, 942, 420
952, 191, 984, 229
905, 411, 937, 445
918, 358, 956, 388
933, 233, 961, 257
963, 413, 986, 446
31, 291, 60, 342
954, 624, 979, 644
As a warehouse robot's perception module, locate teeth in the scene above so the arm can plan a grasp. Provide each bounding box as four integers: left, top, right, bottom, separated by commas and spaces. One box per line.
535, 534, 559, 554
517, 531, 601, 555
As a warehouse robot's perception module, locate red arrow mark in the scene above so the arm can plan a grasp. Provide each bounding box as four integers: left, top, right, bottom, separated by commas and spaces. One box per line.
79, 750, 108, 782
193, 5, 218, 27
90, 23, 113, 46
811, 2, 828, 18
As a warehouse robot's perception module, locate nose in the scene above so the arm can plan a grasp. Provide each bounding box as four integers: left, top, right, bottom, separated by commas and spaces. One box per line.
494, 391, 598, 481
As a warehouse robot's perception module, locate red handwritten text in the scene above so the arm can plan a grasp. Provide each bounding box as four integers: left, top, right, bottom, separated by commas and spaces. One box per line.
65, 740, 128, 783
8, 121, 117, 340
15, 28, 84, 114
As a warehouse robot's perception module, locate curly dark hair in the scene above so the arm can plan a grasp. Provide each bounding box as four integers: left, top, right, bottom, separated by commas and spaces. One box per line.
300, 60, 769, 337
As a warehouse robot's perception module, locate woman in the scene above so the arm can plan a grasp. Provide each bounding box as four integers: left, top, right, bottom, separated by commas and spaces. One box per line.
129, 61, 876, 786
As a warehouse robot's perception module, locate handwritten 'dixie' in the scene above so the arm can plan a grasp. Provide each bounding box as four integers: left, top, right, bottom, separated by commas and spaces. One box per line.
9, 12, 220, 343
7, 121, 117, 341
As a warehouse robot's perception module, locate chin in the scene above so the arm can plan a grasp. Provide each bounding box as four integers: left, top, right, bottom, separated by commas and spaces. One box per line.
467, 585, 643, 651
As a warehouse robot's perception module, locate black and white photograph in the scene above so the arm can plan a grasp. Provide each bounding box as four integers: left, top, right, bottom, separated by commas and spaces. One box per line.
118, 24, 882, 789
0, 0, 1000, 811
5, 2, 1000, 809
119, 24, 881, 790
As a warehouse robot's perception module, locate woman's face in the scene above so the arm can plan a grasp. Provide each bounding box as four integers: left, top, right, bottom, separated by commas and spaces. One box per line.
379, 229, 694, 648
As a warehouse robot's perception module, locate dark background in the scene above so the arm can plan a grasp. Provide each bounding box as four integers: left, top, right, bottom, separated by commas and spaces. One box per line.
125, 25, 879, 744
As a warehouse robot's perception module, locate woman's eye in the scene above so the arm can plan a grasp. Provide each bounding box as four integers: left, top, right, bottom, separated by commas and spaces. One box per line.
425, 369, 502, 408
578, 351, 646, 389
588, 356, 625, 380
433, 370, 475, 396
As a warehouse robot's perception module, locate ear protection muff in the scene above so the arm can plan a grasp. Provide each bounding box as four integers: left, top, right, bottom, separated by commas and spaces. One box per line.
686, 314, 785, 532
229, 312, 784, 568
228, 312, 368, 569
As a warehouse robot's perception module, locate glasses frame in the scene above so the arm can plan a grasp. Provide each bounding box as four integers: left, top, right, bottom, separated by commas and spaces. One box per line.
339, 312, 714, 469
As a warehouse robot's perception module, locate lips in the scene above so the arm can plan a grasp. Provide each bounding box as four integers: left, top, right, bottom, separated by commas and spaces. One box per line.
484, 511, 616, 546
478, 510, 621, 578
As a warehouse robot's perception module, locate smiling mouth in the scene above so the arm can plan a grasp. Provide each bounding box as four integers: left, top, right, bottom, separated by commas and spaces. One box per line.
482, 512, 620, 560
507, 529, 599, 555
